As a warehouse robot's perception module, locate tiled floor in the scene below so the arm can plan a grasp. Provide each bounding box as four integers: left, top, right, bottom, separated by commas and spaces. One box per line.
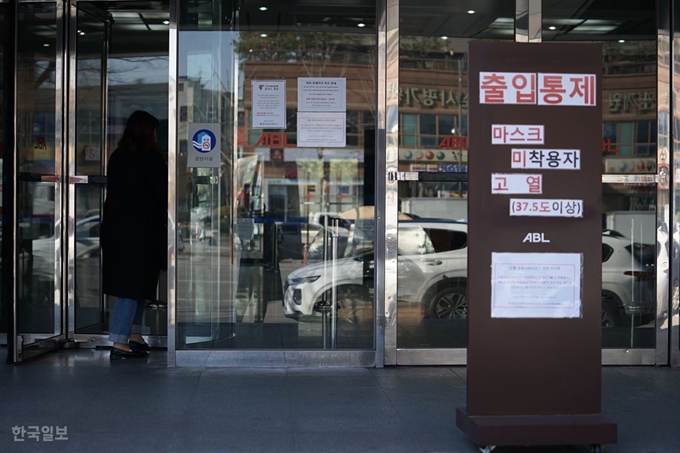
0, 348, 679, 452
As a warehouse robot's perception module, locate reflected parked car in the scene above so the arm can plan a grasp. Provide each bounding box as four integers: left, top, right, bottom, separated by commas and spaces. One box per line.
31, 215, 101, 269
284, 219, 468, 320
16, 215, 102, 331
601, 230, 655, 327
284, 220, 657, 327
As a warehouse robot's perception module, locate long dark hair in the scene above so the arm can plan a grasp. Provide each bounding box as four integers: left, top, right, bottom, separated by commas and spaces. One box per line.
118, 110, 160, 153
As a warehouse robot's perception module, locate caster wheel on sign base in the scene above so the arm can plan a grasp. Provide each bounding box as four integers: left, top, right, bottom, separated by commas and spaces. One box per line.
479, 446, 496, 453
590, 445, 602, 453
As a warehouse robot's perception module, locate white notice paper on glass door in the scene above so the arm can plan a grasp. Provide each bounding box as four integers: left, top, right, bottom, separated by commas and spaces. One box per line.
298, 77, 346, 112
296, 112, 346, 148
251, 80, 286, 129
491, 252, 582, 318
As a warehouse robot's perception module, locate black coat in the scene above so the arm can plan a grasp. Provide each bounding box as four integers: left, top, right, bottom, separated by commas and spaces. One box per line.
101, 147, 167, 301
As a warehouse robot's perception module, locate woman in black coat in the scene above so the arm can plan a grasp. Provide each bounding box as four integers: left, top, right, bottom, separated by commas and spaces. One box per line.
101, 111, 167, 359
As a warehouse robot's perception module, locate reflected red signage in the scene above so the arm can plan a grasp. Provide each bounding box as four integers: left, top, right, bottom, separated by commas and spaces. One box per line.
255, 132, 296, 147
436, 136, 618, 152
255, 132, 620, 154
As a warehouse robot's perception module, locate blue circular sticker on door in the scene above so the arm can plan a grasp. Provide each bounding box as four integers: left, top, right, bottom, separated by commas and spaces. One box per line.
192, 129, 217, 153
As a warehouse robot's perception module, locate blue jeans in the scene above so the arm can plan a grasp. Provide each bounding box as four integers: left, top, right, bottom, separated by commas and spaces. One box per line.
108, 298, 146, 343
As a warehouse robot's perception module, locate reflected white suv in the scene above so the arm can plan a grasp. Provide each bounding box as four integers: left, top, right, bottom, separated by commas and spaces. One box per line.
601, 230, 655, 327
283, 222, 656, 328
283, 220, 468, 320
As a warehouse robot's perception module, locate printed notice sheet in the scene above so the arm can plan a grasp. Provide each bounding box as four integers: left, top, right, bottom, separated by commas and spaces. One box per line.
252, 80, 286, 129
491, 252, 582, 318
296, 112, 346, 147
298, 78, 346, 112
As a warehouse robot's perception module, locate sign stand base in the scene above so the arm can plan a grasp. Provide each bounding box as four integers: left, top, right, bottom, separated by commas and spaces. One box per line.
456, 408, 617, 449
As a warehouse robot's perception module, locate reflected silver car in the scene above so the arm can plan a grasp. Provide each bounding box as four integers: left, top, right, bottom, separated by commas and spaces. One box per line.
601, 230, 655, 327
283, 220, 468, 320
21, 216, 102, 323
285, 222, 657, 328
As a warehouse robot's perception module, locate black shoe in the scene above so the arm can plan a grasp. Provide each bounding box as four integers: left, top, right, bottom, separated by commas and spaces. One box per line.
129, 340, 151, 352
110, 347, 148, 360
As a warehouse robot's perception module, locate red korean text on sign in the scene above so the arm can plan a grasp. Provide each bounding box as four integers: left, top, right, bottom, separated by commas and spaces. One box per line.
510, 149, 581, 170
538, 73, 597, 106
512, 150, 526, 167
538, 74, 566, 105
567, 74, 596, 106
525, 175, 542, 193
511, 73, 536, 104
491, 125, 545, 145
491, 174, 543, 194
493, 176, 508, 191
508, 127, 526, 142
480, 72, 536, 104
480, 73, 508, 103
509, 199, 584, 217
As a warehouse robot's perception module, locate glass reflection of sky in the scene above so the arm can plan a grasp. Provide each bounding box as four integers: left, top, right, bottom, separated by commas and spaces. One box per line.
74, 57, 169, 87
179, 31, 236, 92
109, 57, 170, 85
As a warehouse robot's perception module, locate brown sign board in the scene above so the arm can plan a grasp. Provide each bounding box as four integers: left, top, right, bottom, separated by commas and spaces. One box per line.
456, 42, 617, 449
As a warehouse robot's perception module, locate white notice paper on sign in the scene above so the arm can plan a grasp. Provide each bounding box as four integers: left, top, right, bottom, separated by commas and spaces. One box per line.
511, 149, 580, 170
479, 72, 537, 104
491, 173, 542, 194
188, 123, 221, 168
537, 73, 597, 106
509, 198, 583, 217
491, 252, 582, 319
491, 124, 544, 145
297, 112, 346, 148
252, 80, 286, 129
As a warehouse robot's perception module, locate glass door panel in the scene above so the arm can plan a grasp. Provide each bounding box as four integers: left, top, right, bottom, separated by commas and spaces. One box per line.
395, 2, 661, 361
176, 2, 376, 350
395, 2, 514, 352
14, 2, 62, 360
602, 182, 657, 349
175, 27, 230, 347
72, 4, 107, 334
104, 2, 170, 340
397, 181, 469, 349
543, 2, 660, 356
73, 183, 103, 333
72, 1, 170, 338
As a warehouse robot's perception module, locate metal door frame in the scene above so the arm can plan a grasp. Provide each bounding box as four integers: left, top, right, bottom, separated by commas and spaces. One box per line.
386, 0, 671, 367
8, 0, 673, 365
66, 0, 170, 348
166, 0, 676, 367
66, 0, 110, 345
7, 0, 170, 361
167, 0, 382, 367
9, 0, 69, 362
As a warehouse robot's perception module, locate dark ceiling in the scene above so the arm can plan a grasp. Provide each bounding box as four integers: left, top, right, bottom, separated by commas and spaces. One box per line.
239, 0, 655, 40
29, 0, 657, 54
77, 0, 657, 40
